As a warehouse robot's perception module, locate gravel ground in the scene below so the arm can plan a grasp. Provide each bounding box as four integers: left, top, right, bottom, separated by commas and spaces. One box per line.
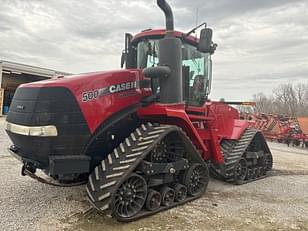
0, 117, 308, 231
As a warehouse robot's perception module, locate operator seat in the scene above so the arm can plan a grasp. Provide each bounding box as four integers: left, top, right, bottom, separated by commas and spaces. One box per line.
192, 75, 205, 93
189, 75, 206, 106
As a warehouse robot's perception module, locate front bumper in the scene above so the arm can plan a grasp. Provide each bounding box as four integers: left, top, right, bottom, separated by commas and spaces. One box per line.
8, 145, 91, 176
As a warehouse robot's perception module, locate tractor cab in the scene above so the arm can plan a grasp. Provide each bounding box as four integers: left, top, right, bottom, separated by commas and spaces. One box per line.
122, 29, 216, 106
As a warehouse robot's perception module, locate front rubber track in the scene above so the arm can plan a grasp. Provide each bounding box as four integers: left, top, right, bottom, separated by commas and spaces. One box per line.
86, 123, 209, 222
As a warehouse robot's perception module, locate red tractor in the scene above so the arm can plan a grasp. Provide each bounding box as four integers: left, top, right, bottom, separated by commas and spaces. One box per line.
4, 0, 272, 221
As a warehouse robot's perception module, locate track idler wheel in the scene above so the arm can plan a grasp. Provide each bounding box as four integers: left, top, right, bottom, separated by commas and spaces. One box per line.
183, 163, 209, 197
234, 158, 248, 184
145, 189, 161, 211
161, 186, 175, 206
173, 184, 187, 202
113, 174, 147, 219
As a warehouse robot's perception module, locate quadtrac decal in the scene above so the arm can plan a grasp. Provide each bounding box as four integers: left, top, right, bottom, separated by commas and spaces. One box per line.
82, 81, 139, 102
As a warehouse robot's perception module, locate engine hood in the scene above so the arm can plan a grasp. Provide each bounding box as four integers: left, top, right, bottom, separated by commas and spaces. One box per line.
21, 69, 142, 89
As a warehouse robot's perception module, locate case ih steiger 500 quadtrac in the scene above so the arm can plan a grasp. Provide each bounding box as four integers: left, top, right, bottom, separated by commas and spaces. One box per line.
4, 0, 272, 221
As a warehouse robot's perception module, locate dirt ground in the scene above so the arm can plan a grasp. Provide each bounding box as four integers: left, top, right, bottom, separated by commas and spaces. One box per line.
0, 117, 308, 231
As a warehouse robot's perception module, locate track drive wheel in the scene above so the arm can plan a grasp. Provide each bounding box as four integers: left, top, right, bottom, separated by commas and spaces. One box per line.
113, 174, 147, 219
184, 163, 209, 197
149, 141, 168, 163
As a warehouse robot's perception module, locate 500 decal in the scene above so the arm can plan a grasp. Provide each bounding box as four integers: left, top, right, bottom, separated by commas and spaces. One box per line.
82, 81, 137, 102
82, 90, 99, 102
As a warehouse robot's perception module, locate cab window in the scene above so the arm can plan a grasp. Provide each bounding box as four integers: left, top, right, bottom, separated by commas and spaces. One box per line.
136, 39, 211, 104
182, 43, 210, 106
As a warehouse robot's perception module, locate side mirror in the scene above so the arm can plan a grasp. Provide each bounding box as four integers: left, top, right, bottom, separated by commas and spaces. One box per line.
121, 33, 133, 68
120, 51, 126, 68
198, 28, 213, 53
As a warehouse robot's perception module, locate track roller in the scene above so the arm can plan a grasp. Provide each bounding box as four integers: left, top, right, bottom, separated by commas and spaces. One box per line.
173, 184, 187, 202
145, 189, 161, 211
161, 186, 175, 206
234, 158, 248, 184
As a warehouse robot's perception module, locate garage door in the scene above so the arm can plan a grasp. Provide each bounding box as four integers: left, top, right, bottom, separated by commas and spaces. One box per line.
0, 88, 4, 115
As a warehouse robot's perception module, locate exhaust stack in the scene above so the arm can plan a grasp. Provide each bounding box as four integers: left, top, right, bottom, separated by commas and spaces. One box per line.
156, 0, 182, 104
157, 0, 174, 32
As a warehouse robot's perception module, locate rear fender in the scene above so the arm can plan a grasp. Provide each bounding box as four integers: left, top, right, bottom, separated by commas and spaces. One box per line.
207, 102, 249, 140
138, 103, 210, 160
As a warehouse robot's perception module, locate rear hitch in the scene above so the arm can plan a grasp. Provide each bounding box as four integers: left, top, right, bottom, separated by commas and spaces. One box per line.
10, 145, 19, 153
21, 162, 87, 187
21, 162, 36, 176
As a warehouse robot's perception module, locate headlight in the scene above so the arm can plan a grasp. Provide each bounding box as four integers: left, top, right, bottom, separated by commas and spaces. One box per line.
4, 121, 58, 137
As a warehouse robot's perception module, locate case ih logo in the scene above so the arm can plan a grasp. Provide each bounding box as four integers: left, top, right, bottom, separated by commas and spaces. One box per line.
109, 81, 137, 93
82, 81, 137, 102
16, 105, 25, 110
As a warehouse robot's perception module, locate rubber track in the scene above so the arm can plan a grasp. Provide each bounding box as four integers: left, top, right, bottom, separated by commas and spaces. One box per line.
211, 128, 272, 184
86, 123, 207, 222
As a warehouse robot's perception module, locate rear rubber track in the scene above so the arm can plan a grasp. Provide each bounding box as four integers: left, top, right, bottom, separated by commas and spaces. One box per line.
211, 128, 273, 184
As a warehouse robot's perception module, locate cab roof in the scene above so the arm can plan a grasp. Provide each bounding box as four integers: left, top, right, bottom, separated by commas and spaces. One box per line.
132, 29, 199, 46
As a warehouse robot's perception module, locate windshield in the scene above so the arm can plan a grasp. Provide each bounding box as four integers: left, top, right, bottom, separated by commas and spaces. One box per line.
137, 39, 159, 69
136, 38, 211, 106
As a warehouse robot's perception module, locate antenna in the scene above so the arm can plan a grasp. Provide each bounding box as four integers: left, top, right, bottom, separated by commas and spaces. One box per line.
195, 7, 199, 29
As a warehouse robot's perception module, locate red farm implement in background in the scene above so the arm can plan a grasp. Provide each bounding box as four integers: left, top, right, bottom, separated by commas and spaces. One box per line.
244, 112, 308, 148
292, 117, 308, 148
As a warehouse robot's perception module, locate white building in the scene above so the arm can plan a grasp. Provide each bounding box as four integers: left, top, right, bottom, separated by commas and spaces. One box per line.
0, 60, 71, 116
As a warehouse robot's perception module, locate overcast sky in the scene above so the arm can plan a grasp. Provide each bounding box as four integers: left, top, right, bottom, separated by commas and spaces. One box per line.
1, 0, 308, 100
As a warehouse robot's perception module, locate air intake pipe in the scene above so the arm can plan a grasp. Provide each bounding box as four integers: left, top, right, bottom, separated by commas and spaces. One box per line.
156, 0, 183, 103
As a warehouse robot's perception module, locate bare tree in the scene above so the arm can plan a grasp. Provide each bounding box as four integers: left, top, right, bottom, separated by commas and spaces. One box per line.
273, 83, 298, 116
294, 83, 306, 115
252, 82, 308, 117
253, 93, 272, 113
